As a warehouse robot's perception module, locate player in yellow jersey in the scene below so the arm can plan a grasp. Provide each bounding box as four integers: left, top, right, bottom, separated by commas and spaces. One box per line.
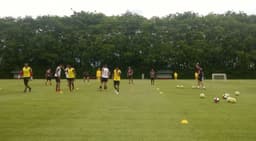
22, 63, 32, 92
96, 68, 101, 82
66, 64, 76, 92
113, 66, 121, 95
174, 71, 178, 80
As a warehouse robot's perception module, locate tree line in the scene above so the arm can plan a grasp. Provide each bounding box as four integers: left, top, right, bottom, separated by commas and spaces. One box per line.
0, 11, 256, 79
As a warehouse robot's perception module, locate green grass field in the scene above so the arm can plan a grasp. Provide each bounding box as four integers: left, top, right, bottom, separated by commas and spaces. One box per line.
0, 79, 256, 141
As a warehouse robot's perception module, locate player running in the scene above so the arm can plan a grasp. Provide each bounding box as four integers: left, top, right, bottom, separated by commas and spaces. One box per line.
113, 66, 121, 95
99, 64, 110, 90
21, 63, 33, 92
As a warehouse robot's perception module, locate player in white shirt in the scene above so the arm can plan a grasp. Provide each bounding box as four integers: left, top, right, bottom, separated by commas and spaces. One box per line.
54, 64, 63, 92
99, 64, 110, 90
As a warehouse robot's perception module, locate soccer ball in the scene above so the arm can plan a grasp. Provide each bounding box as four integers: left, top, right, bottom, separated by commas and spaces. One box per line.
214, 97, 220, 103
235, 91, 240, 96
200, 93, 206, 98
222, 93, 230, 99
180, 85, 184, 88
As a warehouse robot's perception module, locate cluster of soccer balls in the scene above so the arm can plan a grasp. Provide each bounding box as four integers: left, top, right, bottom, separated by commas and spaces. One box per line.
200, 91, 240, 104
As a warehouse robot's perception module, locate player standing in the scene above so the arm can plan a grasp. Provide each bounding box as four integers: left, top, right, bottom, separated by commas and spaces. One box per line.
150, 68, 156, 85
54, 64, 63, 93
66, 64, 76, 92
21, 63, 32, 92
96, 67, 102, 82
127, 66, 134, 84
83, 70, 90, 83
174, 71, 178, 80
196, 63, 205, 89
99, 64, 110, 90
113, 66, 121, 95
45, 67, 52, 86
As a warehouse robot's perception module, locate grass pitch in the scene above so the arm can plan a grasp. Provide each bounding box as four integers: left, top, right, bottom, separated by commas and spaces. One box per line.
0, 79, 256, 141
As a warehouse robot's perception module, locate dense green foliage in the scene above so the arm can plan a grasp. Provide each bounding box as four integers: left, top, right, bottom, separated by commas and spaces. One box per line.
1, 11, 256, 78
0, 79, 256, 141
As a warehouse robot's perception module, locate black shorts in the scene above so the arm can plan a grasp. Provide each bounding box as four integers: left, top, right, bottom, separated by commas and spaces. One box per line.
101, 78, 108, 82
23, 77, 30, 83
114, 81, 120, 86
198, 75, 203, 81
55, 77, 60, 83
128, 75, 133, 79
67, 78, 75, 82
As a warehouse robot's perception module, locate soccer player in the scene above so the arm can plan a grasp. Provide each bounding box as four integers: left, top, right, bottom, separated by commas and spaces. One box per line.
198, 67, 205, 89
54, 64, 63, 93
194, 72, 198, 80
150, 68, 156, 85
66, 64, 76, 92
21, 63, 32, 92
83, 70, 90, 83
127, 66, 134, 84
96, 67, 102, 82
174, 71, 178, 80
99, 64, 110, 90
113, 66, 121, 94
195, 63, 205, 89
45, 67, 52, 86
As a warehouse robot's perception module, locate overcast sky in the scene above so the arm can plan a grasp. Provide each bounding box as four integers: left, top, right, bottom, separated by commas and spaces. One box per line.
0, 0, 255, 18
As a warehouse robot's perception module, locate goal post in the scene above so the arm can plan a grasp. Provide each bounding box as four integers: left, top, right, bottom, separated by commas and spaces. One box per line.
212, 73, 227, 80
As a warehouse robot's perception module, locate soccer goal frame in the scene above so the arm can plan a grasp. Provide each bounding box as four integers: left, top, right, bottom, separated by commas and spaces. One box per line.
212, 73, 227, 80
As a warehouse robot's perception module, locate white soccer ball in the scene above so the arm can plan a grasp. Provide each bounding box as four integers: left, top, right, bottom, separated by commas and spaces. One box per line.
235, 91, 240, 96
176, 85, 180, 88
222, 93, 230, 99
200, 93, 205, 98
180, 85, 184, 88
214, 97, 220, 103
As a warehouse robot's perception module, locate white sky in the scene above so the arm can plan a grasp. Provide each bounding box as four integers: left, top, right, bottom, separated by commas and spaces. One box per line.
0, 0, 256, 18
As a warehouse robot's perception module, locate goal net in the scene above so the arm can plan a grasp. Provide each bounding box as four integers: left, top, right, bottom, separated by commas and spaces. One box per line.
212, 73, 227, 80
